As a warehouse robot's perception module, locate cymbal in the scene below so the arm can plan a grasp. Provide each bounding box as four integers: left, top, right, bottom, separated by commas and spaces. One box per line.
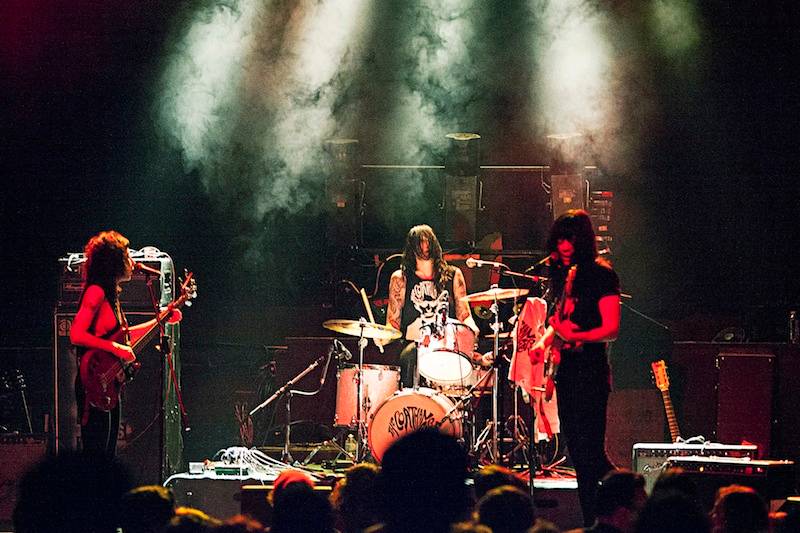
323, 319, 402, 341
460, 287, 529, 302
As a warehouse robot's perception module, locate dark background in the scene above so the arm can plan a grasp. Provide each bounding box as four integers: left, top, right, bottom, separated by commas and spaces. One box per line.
2, 1, 798, 462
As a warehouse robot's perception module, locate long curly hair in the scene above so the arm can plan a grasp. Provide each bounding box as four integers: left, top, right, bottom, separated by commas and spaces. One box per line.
400, 224, 453, 291
546, 209, 598, 266
83, 230, 130, 304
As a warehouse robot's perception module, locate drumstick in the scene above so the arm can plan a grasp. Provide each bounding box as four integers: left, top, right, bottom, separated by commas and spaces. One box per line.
360, 288, 384, 353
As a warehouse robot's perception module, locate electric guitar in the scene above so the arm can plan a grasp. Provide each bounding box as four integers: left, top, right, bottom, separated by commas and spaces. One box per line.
651, 359, 681, 443
543, 265, 577, 402
79, 273, 197, 412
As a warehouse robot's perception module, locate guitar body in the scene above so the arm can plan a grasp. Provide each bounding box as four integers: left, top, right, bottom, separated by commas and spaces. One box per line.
542, 266, 576, 402
79, 329, 140, 412
543, 342, 562, 402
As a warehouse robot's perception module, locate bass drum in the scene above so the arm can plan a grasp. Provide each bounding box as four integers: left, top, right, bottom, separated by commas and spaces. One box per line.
367, 388, 462, 463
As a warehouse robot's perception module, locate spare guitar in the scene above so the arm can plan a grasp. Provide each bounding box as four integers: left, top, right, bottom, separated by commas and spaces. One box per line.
651, 359, 682, 443
543, 265, 577, 402
79, 273, 197, 412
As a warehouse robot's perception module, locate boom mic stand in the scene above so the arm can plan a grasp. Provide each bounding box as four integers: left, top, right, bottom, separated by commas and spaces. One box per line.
250, 346, 333, 464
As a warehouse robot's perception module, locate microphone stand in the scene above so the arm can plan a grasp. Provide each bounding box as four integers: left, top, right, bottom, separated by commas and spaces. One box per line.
145, 272, 191, 441
250, 353, 327, 464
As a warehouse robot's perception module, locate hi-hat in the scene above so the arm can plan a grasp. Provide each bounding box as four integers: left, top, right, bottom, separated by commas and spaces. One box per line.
460, 287, 529, 303
323, 319, 402, 341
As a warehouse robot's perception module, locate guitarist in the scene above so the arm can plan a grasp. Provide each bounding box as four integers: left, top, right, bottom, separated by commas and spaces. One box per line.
69, 230, 181, 457
529, 210, 621, 527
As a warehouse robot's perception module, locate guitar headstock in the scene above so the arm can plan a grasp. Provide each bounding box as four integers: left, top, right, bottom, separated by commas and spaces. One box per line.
651, 359, 670, 391
565, 265, 577, 295
177, 270, 198, 307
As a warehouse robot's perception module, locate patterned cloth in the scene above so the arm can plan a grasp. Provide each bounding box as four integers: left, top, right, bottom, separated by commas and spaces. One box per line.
508, 297, 560, 439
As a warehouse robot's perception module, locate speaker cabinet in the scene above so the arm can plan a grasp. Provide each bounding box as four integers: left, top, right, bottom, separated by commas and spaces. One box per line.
716, 353, 774, 455
0, 436, 47, 523
53, 311, 184, 485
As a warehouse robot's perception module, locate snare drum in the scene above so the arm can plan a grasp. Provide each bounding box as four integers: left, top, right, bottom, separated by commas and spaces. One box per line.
434, 362, 496, 397
418, 318, 476, 388
367, 387, 462, 463
334, 364, 400, 428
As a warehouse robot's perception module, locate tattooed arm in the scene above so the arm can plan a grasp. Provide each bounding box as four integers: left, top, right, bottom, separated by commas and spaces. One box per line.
453, 267, 480, 335
385, 270, 405, 333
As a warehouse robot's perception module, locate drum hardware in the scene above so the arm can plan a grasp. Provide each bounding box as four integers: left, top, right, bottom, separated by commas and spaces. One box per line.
460, 285, 527, 464
249, 342, 338, 464
323, 318, 400, 462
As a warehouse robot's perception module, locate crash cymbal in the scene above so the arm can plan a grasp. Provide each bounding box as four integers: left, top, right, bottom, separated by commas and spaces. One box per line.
323, 319, 402, 341
460, 287, 529, 303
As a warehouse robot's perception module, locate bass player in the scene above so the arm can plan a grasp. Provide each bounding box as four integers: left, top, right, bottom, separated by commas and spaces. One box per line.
70, 230, 181, 457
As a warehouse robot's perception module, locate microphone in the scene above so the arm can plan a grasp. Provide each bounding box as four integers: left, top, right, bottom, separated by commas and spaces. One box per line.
134, 262, 163, 277
333, 339, 353, 361
525, 253, 558, 272
465, 257, 506, 269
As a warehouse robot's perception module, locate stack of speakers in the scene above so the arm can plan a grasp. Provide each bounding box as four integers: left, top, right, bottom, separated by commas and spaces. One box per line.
54, 250, 184, 486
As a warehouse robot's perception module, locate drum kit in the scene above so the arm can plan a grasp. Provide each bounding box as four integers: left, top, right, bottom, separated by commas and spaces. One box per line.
321, 285, 531, 464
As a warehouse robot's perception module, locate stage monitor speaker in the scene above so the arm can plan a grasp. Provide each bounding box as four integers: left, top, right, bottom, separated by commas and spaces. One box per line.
632, 442, 758, 494
0, 435, 48, 524
716, 353, 774, 456
165, 477, 332, 525
53, 311, 184, 486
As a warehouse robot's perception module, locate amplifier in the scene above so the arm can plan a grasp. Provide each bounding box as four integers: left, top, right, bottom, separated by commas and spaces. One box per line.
0, 435, 48, 523
633, 442, 758, 493
58, 247, 174, 308
665, 456, 796, 503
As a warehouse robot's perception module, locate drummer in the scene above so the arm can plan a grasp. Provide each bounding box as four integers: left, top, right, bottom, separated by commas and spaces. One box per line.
379, 224, 483, 388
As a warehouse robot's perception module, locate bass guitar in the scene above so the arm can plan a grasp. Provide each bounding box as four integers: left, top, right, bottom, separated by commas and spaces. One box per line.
543, 265, 577, 402
79, 273, 197, 412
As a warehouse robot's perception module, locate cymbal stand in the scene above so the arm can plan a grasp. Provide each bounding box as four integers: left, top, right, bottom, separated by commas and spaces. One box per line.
503, 386, 531, 465
354, 318, 370, 462
471, 287, 503, 462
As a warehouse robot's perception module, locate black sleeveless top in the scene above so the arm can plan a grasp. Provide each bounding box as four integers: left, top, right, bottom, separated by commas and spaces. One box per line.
400, 268, 456, 342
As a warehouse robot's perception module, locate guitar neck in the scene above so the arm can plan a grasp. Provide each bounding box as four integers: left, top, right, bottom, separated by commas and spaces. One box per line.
130, 308, 173, 354
660, 389, 681, 443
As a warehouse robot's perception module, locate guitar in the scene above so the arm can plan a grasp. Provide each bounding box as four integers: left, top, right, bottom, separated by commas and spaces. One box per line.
543, 265, 577, 402
651, 359, 681, 443
79, 273, 197, 412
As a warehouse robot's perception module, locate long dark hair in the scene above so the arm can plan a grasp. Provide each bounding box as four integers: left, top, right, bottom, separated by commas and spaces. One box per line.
400, 224, 453, 291
83, 230, 130, 305
547, 209, 598, 266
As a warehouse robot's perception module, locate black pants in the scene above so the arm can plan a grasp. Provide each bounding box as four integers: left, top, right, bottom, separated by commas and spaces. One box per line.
555, 357, 615, 526
75, 373, 120, 458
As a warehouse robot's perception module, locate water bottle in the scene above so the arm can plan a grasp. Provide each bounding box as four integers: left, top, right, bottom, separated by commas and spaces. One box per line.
789, 311, 799, 344
344, 433, 357, 459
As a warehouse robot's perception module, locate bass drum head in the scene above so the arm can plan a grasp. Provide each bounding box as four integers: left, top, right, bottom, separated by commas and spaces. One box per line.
367, 388, 461, 463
